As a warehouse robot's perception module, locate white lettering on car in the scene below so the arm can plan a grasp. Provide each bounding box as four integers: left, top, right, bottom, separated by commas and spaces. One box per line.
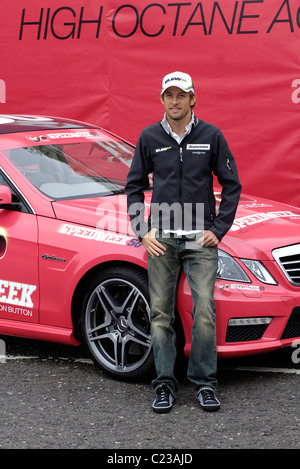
58, 223, 131, 245
230, 211, 300, 231
0, 280, 36, 308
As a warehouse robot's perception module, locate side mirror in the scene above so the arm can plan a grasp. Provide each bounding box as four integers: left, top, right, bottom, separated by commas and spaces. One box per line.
0, 185, 12, 207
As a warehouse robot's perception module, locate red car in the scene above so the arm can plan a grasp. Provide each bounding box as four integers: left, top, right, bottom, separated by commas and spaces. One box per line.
0, 115, 299, 379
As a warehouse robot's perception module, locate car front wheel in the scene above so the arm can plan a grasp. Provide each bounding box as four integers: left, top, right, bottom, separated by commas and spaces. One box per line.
80, 266, 153, 380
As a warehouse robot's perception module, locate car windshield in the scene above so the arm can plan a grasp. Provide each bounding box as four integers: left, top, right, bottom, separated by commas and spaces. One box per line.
2, 138, 136, 200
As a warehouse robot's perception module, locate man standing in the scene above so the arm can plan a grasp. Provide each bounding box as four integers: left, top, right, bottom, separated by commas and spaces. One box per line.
125, 71, 241, 413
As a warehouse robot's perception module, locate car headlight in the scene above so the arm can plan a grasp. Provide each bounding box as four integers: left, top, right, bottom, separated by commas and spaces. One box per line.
217, 250, 250, 283
241, 259, 277, 285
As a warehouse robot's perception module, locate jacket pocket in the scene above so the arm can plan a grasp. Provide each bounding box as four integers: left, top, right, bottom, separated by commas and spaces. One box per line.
206, 185, 215, 222
224, 150, 233, 174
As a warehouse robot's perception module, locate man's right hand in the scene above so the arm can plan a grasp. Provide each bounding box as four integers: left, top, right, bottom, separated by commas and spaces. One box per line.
142, 229, 166, 257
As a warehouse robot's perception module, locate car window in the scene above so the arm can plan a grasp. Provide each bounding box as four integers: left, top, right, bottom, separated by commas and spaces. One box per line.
2, 139, 135, 200
0, 169, 31, 213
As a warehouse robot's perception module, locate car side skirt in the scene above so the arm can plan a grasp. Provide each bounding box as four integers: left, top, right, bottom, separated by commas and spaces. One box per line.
0, 318, 79, 345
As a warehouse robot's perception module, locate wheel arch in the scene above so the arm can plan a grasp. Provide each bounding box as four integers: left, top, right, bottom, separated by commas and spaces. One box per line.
71, 260, 148, 342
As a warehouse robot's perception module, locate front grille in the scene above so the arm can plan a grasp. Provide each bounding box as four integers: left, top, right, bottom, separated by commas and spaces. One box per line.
225, 324, 268, 342
273, 244, 300, 286
280, 307, 300, 340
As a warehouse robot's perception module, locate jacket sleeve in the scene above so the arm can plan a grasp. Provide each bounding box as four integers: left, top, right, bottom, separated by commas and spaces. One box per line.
125, 131, 154, 240
210, 130, 242, 241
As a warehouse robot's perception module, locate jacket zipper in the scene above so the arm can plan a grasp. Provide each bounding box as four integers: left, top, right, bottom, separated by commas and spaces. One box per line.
178, 147, 183, 229
207, 187, 215, 221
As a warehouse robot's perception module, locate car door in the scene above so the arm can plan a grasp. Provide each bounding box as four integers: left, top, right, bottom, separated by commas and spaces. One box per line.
0, 170, 39, 323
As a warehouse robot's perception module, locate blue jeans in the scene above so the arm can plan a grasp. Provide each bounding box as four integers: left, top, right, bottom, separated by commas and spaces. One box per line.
147, 235, 218, 397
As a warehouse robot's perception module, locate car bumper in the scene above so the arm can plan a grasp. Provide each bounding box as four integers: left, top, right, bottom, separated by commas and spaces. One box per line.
177, 276, 300, 358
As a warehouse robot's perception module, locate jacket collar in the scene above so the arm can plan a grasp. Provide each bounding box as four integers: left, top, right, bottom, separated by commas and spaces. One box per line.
160, 112, 199, 143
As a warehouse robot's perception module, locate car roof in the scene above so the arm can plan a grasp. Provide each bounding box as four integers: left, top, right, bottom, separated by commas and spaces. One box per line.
0, 115, 99, 134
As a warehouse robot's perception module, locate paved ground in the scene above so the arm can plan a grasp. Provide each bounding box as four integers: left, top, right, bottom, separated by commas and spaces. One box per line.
0, 337, 299, 451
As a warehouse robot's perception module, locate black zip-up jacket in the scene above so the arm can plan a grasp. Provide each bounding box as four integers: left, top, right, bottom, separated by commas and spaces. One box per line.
125, 116, 241, 241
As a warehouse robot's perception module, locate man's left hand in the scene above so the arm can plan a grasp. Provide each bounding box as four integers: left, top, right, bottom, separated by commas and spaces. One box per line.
198, 230, 219, 247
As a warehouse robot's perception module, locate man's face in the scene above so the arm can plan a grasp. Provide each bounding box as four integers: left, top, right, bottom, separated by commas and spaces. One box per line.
161, 86, 196, 122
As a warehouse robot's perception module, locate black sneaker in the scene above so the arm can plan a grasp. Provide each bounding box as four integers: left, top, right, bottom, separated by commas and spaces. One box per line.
197, 389, 220, 411
152, 386, 174, 413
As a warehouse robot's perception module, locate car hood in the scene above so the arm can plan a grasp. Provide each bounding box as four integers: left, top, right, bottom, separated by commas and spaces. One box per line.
52, 192, 300, 260
52, 193, 137, 237
220, 193, 300, 259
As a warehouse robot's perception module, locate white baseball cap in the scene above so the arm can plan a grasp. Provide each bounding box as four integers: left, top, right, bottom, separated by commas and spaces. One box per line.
161, 71, 195, 94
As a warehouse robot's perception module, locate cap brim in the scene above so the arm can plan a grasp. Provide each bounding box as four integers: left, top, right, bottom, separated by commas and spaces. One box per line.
161, 84, 194, 94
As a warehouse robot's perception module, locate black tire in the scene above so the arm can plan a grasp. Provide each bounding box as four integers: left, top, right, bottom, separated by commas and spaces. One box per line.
80, 266, 153, 380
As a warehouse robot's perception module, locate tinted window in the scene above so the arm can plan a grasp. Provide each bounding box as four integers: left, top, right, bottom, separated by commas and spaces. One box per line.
3, 140, 134, 200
